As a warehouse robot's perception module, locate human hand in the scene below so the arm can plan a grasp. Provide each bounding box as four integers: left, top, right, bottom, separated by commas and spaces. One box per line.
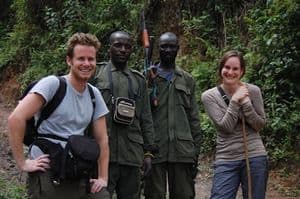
240, 96, 250, 104
192, 155, 199, 179
142, 156, 152, 177
90, 178, 107, 193
232, 83, 249, 103
21, 154, 50, 172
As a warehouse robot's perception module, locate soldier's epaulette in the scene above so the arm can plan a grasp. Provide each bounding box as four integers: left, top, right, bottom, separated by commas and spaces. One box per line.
96, 62, 108, 67
130, 69, 145, 79
94, 62, 108, 77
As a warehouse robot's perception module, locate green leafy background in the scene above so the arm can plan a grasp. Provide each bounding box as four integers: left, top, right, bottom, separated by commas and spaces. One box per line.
0, 2, 299, 197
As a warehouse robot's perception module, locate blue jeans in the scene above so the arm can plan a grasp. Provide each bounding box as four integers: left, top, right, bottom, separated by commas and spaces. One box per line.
210, 156, 268, 199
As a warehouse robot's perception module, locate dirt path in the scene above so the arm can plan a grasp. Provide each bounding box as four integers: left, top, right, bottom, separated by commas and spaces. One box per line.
0, 100, 299, 198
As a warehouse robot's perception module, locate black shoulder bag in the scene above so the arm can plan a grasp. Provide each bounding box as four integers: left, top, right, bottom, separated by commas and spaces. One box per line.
60, 85, 99, 181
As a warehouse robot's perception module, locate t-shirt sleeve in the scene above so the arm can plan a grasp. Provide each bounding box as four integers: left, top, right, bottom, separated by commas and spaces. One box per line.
29, 75, 60, 105
92, 86, 109, 121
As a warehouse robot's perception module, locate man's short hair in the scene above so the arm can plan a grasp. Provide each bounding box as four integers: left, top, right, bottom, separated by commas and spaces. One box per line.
109, 31, 131, 45
66, 33, 101, 58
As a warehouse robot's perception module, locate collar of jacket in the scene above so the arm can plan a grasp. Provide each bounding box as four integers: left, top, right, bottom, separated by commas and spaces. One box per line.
155, 64, 183, 78
174, 67, 184, 77
108, 60, 131, 75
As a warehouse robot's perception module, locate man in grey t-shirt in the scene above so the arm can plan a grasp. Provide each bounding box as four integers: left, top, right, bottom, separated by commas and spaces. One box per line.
8, 33, 110, 199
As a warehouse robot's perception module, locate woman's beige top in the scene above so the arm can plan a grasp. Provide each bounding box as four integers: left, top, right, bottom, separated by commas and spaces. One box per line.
201, 83, 267, 162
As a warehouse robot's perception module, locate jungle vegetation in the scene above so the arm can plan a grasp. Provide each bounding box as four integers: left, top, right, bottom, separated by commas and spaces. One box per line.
0, 0, 299, 166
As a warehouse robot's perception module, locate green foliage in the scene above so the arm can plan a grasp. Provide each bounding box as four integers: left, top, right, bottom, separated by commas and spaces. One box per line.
79, 0, 144, 64
0, 176, 27, 199
8, 0, 144, 83
0, 0, 299, 164
0, 0, 33, 69
245, 0, 300, 163
19, 46, 67, 91
0, 0, 15, 40
200, 113, 216, 154
182, 10, 218, 46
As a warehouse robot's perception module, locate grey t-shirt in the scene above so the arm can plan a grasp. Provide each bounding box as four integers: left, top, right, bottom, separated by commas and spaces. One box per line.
30, 75, 109, 159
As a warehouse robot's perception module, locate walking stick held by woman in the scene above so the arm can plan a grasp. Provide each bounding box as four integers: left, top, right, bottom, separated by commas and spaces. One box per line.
242, 116, 252, 199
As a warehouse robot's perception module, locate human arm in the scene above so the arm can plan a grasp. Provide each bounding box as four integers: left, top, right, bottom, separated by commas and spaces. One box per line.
201, 88, 241, 133
8, 93, 50, 172
140, 80, 155, 151
231, 83, 266, 131
139, 79, 156, 176
90, 116, 109, 193
189, 82, 202, 158
241, 85, 266, 131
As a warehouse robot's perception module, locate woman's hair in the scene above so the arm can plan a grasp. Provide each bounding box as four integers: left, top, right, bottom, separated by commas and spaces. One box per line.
66, 33, 101, 58
218, 50, 246, 82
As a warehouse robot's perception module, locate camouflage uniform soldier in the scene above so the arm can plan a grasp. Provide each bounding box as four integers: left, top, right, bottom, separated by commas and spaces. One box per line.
93, 31, 156, 199
144, 32, 202, 199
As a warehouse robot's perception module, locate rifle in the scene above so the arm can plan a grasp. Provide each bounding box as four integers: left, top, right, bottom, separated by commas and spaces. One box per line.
140, 10, 158, 106
141, 10, 151, 75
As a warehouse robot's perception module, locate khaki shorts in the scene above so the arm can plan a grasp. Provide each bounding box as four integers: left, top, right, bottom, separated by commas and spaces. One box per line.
27, 171, 110, 199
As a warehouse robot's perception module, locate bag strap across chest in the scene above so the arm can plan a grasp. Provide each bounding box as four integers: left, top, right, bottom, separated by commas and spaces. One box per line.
107, 62, 135, 100
217, 86, 230, 105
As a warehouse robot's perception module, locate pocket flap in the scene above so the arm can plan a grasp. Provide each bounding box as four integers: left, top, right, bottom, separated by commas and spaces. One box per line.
175, 84, 191, 95
176, 134, 193, 141
128, 133, 144, 144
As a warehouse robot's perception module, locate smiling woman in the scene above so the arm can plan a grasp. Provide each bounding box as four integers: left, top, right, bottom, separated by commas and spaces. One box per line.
201, 50, 268, 199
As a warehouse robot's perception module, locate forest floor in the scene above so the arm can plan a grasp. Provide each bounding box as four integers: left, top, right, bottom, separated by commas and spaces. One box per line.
0, 97, 299, 199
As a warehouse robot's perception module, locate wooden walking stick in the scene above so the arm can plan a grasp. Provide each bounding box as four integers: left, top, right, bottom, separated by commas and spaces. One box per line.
242, 116, 252, 199
217, 86, 253, 198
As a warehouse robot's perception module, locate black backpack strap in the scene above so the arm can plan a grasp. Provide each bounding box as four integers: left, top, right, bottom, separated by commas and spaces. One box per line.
35, 76, 67, 130
85, 84, 96, 137
217, 86, 230, 105
87, 84, 96, 110
60, 141, 71, 180
38, 133, 68, 141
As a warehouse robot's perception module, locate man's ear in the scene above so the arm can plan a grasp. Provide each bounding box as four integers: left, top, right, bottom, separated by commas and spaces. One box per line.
66, 56, 72, 67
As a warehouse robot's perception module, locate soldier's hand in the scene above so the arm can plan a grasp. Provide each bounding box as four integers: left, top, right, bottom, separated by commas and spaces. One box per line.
142, 156, 152, 177
191, 155, 199, 179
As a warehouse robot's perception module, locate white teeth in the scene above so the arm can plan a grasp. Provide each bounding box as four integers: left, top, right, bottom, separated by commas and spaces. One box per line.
81, 69, 91, 72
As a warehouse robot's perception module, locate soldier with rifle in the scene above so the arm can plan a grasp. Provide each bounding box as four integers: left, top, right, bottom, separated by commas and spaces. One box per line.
144, 32, 202, 199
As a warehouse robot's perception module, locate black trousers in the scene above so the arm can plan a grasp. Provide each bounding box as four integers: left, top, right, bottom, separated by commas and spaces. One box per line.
144, 162, 195, 199
107, 163, 141, 199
